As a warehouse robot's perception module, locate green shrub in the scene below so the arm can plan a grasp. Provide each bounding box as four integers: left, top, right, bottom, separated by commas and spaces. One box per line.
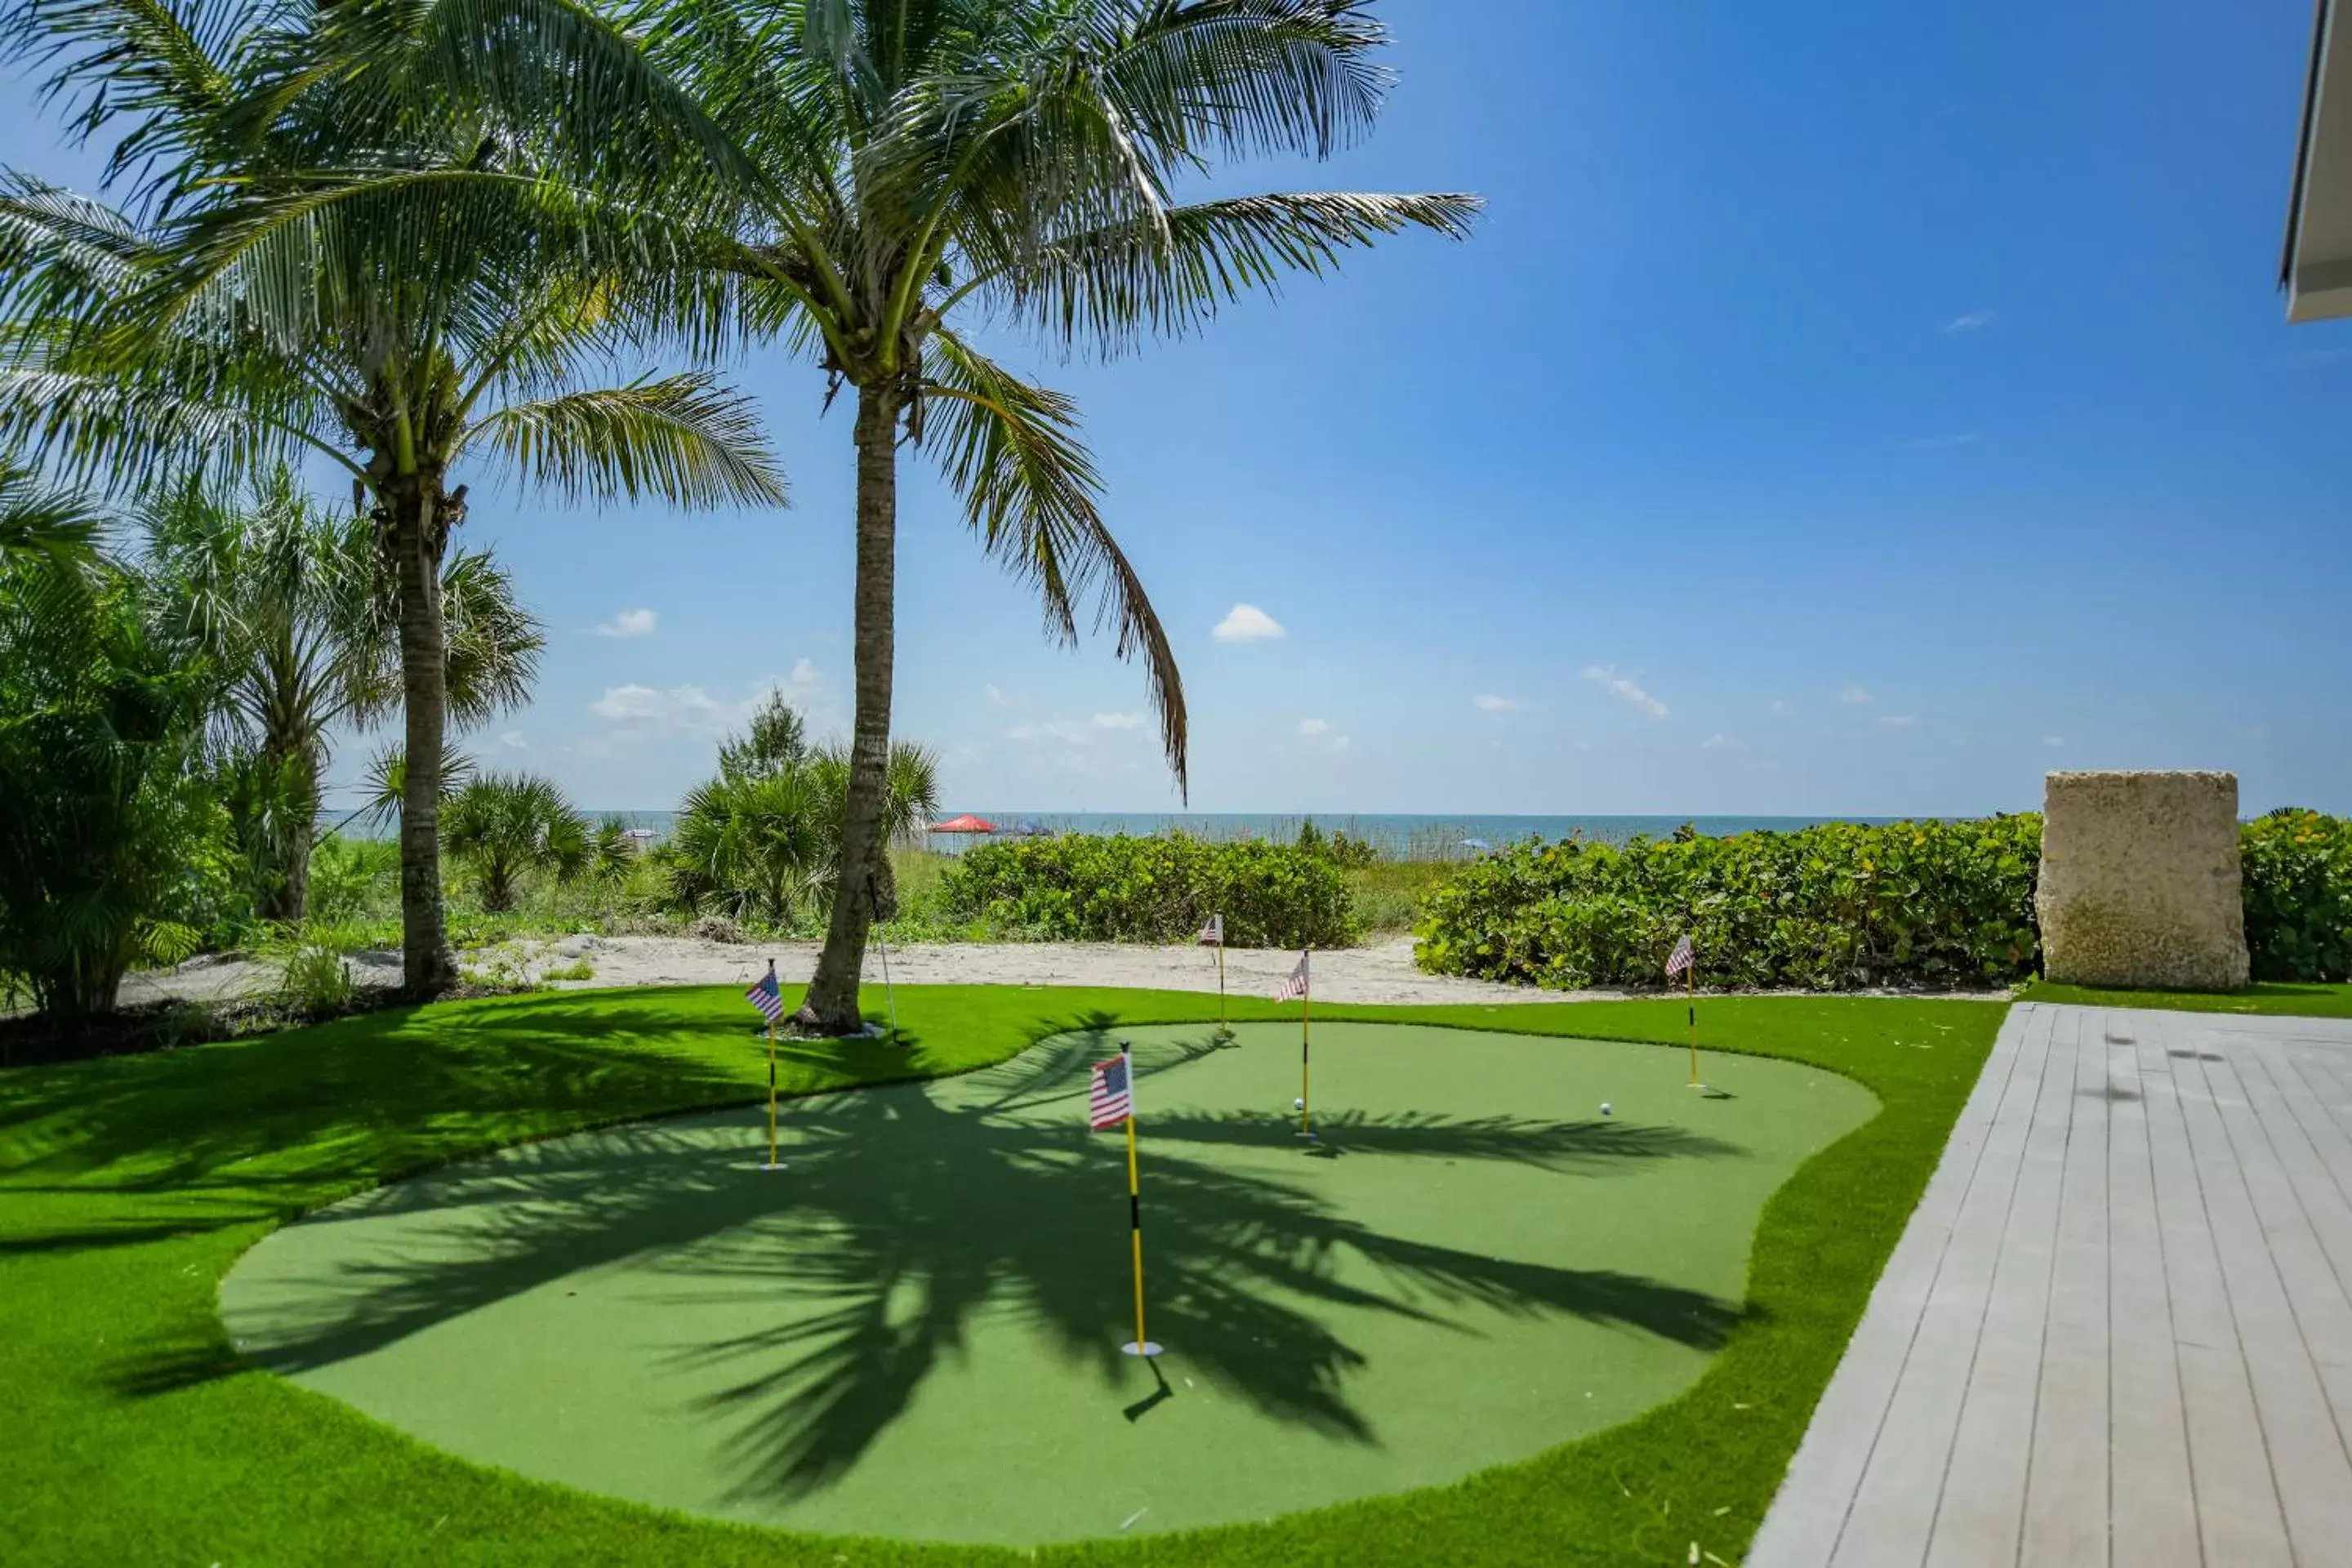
2242, 809, 2352, 981
276, 938, 357, 1013
939, 835, 1360, 947
1414, 817, 2043, 991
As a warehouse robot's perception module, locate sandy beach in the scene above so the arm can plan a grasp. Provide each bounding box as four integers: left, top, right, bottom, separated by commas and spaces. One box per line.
120, 933, 1594, 1010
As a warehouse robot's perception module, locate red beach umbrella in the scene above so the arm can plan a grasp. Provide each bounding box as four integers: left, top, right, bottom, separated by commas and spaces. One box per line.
929, 813, 999, 834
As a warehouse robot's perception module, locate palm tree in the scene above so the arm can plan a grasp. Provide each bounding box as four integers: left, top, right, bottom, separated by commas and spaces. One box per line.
142, 467, 543, 924
0, 459, 105, 568
0, 542, 216, 1023
639, 0, 1478, 1031
441, 773, 590, 914
669, 715, 942, 928
0, 0, 788, 994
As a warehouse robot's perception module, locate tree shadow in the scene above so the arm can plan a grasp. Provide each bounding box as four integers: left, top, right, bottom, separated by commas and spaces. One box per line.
226, 1022, 1749, 1511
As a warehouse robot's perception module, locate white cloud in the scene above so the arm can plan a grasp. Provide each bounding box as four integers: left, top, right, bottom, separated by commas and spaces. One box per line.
1878, 714, 1919, 728
1580, 665, 1668, 719
2043, 735, 2066, 748
590, 660, 827, 738
1838, 686, 1876, 706
1009, 719, 1090, 746
1701, 733, 1741, 751
498, 729, 528, 751
1904, 432, 1981, 451
595, 608, 657, 638
1472, 694, 1522, 713
591, 683, 715, 723
1212, 604, 1285, 642
1298, 718, 1330, 736
1092, 711, 1144, 730
1944, 310, 1996, 333
1770, 699, 1789, 715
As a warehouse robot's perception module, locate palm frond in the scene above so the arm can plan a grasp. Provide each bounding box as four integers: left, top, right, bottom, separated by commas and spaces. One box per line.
984, 188, 1477, 354
0, 367, 350, 495
0, 462, 109, 566
465, 372, 789, 509
921, 327, 1187, 794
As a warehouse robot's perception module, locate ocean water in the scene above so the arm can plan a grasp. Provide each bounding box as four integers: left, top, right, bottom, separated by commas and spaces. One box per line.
575, 809, 1910, 859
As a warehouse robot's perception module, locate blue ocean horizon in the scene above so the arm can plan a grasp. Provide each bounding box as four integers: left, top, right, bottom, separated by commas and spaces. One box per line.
572, 809, 1918, 858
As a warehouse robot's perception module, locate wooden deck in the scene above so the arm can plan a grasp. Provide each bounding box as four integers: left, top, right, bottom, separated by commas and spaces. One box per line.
1749, 1002, 2352, 1567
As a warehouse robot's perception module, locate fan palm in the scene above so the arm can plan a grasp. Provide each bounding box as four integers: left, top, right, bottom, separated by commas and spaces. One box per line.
0, 0, 788, 993
141, 466, 544, 924
441, 772, 590, 914
633, 0, 1478, 1031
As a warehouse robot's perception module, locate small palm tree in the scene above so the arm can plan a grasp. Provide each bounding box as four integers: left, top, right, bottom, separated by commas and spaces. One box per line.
637, 0, 1478, 1031
442, 773, 590, 915
669, 706, 942, 927
142, 467, 542, 924
0, 1, 787, 993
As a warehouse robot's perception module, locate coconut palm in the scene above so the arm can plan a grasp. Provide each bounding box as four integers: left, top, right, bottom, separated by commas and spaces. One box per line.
635, 0, 1479, 1031
441, 772, 590, 914
142, 467, 543, 924
0, 459, 105, 568
0, 0, 788, 993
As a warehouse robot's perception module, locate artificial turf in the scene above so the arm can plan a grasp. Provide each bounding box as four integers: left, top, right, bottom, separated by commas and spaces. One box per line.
218, 1020, 1875, 1545
2019, 978, 2352, 1018
0, 984, 2006, 1566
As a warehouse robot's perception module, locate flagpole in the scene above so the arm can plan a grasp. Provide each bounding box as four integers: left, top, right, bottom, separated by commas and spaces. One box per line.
1686, 961, 1699, 1089
1118, 1045, 1160, 1357
1298, 949, 1315, 1141
1216, 941, 1227, 1031
765, 1018, 783, 1169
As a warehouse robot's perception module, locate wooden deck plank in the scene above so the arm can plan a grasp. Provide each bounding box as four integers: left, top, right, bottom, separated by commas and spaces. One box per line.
1753, 1005, 2352, 1568
2102, 1016, 2201, 1568
2018, 1007, 2114, 1568
1926, 1008, 2079, 1567
2140, 1013, 2293, 1568
1827, 1005, 2059, 1568
2179, 1043, 2352, 1558
1746, 1006, 2038, 1567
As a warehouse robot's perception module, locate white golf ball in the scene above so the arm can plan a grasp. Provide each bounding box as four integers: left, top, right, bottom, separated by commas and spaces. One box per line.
1600, 1102, 1613, 1116
1293, 1097, 1305, 1111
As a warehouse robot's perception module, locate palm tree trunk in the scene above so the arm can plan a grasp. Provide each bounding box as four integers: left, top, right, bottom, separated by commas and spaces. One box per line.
798, 382, 899, 1035
258, 745, 318, 925
389, 479, 457, 995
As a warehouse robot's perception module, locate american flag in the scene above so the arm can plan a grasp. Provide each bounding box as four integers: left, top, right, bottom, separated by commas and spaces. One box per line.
1664, 935, 1695, 980
1089, 1052, 1134, 1130
1196, 913, 1223, 947
745, 960, 786, 1025
1272, 950, 1309, 1003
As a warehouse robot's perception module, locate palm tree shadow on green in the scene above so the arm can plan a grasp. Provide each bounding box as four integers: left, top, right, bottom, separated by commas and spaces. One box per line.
225, 1027, 1748, 1510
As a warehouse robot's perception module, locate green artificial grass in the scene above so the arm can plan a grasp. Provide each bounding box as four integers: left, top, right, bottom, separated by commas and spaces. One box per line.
1, 985, 2005, 1566
2020, 978, 2352, 1018
220, 1021, 1875, 1545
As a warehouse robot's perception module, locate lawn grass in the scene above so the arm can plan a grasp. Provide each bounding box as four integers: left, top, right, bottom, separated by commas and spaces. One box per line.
2020, 978, 2352, 1018
1, 986, 2005, 1566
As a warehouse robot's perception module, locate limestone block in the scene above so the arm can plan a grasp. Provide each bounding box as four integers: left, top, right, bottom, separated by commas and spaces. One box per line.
2036, 771, 2248, 990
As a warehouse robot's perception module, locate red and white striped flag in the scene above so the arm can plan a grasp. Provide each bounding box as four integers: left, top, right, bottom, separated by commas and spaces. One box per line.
1664, 935, 1695, 980
1271, 950, 1309, 1003
1196, 913, 1223, 947
1089, 1051, 1134, 1130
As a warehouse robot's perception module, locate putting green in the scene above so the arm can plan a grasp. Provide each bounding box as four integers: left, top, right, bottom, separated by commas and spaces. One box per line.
219, 1020, 1873, 1545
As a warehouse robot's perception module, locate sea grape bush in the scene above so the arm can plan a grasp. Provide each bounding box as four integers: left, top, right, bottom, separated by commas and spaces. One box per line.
2241, 809, 2352, 982
1415, 817, 2045, 991
939, 835, 1359, 947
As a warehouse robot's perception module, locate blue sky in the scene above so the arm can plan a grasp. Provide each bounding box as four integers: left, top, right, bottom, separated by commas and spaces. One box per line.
5, 0, 2348, 816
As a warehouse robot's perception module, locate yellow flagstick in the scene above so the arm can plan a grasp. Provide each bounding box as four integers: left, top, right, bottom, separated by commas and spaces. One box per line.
1298, 949, 1315, 1141
1686, 957, 1700, 1089
766, 1018, 783, 1167
1118, 1046, 1160, 1357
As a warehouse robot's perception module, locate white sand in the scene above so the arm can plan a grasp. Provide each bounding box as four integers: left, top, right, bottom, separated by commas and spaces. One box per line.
122, 933, 1592, 1009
